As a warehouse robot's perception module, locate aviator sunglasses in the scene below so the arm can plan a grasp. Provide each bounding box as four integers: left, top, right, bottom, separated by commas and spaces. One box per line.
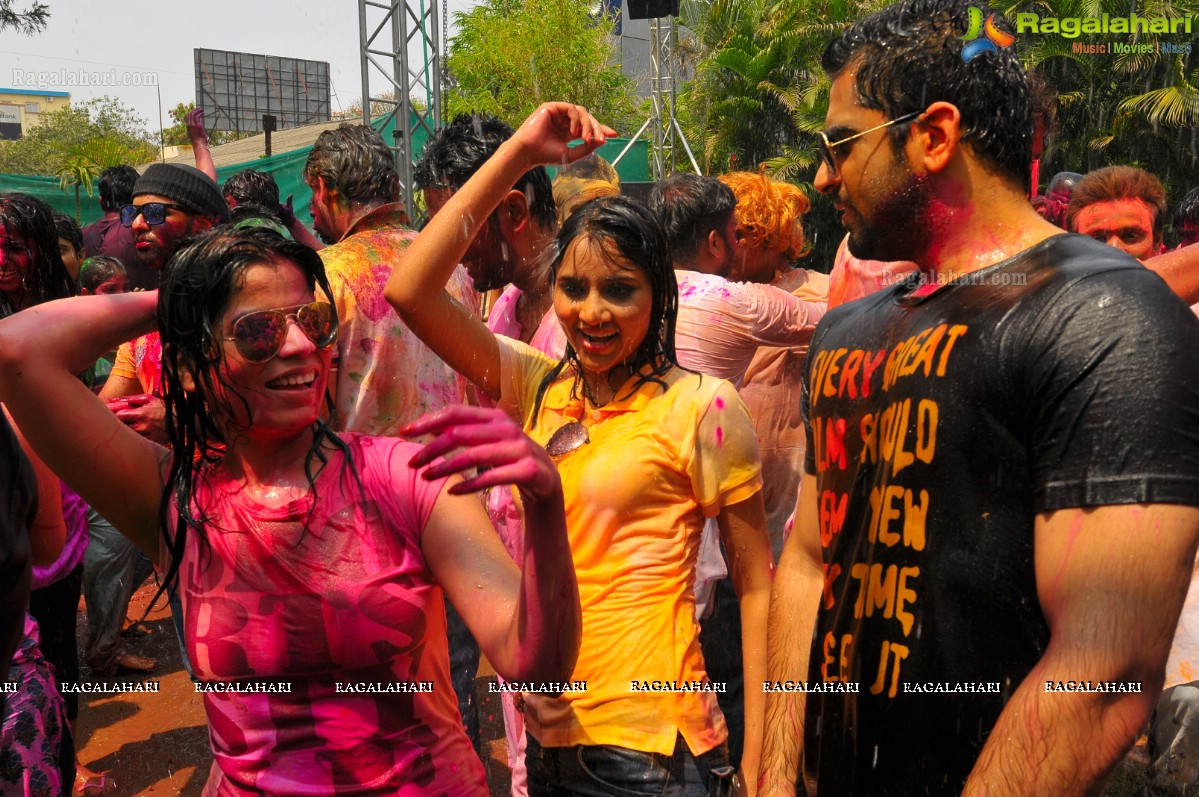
817, 111, 923, 177
221, 301, 338, 363
119, 202, 191, 227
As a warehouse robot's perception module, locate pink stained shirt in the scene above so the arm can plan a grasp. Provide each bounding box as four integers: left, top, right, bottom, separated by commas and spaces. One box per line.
673, 270, 824, 388
177, 434, 487, 797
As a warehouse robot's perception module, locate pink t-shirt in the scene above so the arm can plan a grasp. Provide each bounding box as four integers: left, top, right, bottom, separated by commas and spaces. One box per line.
178, 434, 487, 796
674, 270, 824, 388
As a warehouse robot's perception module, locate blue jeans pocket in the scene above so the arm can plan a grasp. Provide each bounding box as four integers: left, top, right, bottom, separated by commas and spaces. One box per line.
575, 744, 672, 797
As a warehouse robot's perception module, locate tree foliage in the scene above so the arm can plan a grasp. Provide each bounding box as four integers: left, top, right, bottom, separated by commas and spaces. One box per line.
678, 0, 1199, 264
0, 0, 49, 35
444, 0, 640, 131
161, 102, 252, 147
1001, 0, 1199, 203
0, 96, 159, 177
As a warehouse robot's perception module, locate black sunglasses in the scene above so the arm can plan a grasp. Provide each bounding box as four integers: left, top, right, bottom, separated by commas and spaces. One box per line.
220, 301, 338, 363
817, 111, 923, 177
120, 202, 190, 227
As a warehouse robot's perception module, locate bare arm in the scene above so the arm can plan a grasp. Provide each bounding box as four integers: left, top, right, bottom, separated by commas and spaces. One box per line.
4, 407, 65, 568
1145, 243, 1199, 305
278, 195, 325, 252
760, 473, 824, 797
964, 503, 1199, 796
404, 406, 580, 683
287, 220, 325, 252
384, 103, 614, 401
717, 492, 774, 797
0, 293, 169, 557
97, 371, 143, 401
187, 108, 218, 182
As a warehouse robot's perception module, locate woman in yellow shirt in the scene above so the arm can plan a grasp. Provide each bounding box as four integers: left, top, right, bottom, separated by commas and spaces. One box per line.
388, 103, 773, 796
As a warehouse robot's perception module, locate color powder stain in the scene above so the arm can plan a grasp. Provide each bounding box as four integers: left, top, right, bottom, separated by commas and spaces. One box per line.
716, 426, 724, 447
715, 397, 725, 410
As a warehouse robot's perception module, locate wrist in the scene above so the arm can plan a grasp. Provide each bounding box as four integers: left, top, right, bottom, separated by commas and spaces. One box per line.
518, 479, 565, 513
496, 136, 537, 173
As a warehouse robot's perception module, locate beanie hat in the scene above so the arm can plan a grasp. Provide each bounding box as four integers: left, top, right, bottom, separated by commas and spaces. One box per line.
134, 163, 231, 223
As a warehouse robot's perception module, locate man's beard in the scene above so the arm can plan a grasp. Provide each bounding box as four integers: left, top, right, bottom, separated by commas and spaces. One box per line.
846, 172, 937, 264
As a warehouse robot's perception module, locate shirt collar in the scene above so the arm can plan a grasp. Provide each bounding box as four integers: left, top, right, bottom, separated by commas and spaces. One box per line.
540, 366, 668, 417
341, 202, 410, 241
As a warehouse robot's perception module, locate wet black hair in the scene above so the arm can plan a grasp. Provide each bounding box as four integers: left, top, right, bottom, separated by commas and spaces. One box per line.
0, 193, 77, 317
53, 212, 84, 254
98, 165, 139, 212
78, 256, 126, 294
533, 195, 680, 419
304, 124, 399, 206
415, 113, 557, 229
822, 0, 1031, 189
1046, 171, 1083, 197
647, 174, 736, 266
1173, 187, 1199, 229
155, 226, 352, 597
223, 169, 284, 225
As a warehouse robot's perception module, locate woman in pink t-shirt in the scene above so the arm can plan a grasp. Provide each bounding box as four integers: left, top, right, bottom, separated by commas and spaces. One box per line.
0, 227, 580, 797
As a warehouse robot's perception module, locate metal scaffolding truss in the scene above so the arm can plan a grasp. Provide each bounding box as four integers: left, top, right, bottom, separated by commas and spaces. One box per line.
358, 0, 441, 215
619, 14, 699, 180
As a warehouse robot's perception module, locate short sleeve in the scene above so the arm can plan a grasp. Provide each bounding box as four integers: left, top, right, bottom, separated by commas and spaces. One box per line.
1022, 266, 1199, 511
802, 368, 816, 476
494, 335, 559, 429
687, 379, 763, 516
356, 435, 453, 546
110, 340, 137, 382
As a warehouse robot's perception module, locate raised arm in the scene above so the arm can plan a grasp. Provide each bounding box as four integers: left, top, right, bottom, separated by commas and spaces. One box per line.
717, 492, 774, 796
187, 108, 218, 182
0, 292, 169, 557
760, 472, 823, 797
963, 503, 1199, 796
403, 405, 580, 683
384, 103, 614, 401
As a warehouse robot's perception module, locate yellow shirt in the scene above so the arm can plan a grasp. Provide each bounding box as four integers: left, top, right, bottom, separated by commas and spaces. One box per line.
495, 336, 763, 756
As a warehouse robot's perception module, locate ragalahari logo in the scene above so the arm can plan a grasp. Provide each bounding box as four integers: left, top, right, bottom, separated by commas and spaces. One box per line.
960, 7, 1016, 61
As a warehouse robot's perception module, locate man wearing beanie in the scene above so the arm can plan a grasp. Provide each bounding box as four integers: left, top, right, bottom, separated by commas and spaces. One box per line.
90, 163, 228, 678
124, 162, 230, 273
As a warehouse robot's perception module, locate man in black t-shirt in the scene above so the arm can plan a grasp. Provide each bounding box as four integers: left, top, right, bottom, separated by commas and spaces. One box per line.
760, 2, 1199, 796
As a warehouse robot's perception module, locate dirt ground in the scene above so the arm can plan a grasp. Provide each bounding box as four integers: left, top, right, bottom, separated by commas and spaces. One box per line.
71, 582, 1151, 797
72, 580, 513, 797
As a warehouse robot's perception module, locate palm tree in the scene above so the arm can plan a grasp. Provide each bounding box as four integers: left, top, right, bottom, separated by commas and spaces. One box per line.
56, 138, 130, 221
1004, 0, 1199, 200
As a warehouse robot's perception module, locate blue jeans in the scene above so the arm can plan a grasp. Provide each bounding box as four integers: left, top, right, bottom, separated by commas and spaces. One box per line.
526, 733, 732, 797
82, 507, 154, 674
698, 576, 745, 769
445, 595, 482, 758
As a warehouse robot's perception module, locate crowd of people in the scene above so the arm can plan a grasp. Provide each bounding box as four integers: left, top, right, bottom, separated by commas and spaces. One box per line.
2, 0, 1199, 795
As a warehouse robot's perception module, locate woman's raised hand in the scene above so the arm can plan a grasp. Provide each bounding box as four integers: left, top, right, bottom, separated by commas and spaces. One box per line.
403, 405, 563, 503
509, 102, 618, 170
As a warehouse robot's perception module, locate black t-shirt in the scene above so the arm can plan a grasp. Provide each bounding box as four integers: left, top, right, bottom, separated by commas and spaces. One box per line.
800, 234, 1199, 795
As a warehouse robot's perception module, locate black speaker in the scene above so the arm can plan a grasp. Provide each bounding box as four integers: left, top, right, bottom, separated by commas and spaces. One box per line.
627, 0, 680, 20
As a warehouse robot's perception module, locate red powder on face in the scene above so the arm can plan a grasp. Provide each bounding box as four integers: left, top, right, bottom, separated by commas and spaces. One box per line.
715, 426, 724, 447
715, 397, 725, 409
